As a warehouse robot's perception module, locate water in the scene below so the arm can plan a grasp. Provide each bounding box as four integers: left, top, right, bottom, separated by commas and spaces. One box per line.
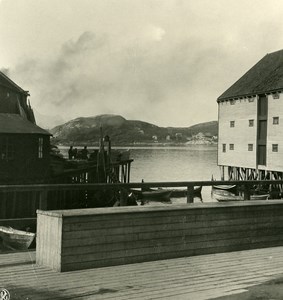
59, 145, 219, 203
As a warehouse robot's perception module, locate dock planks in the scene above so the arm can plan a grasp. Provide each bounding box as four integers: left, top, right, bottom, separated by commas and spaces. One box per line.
1, 246, 283, 299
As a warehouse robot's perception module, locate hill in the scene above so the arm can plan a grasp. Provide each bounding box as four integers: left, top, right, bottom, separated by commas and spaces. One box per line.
50, 114, 218, 145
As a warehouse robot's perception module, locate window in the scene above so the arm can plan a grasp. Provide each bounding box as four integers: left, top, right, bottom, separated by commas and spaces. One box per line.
248, 144, 253, 151
230, 121, 235, 127
38, 138, 43, 158
222, 144, 226, 153
229, 144, 234, 150
0, 137, 14, 160
273, 117, 279, 125
272, 93, 280, 99
249, 119, 254, 127
272, 144, 278, 152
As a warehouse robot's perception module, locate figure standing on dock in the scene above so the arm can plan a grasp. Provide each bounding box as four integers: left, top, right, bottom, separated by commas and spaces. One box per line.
68, 146, 73, 160
81, 146, 89, 160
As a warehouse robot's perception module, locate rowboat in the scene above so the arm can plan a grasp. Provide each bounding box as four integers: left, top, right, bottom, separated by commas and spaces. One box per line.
212, 184, 237, 193
132, 185, 202, 200
212, 189, 269, 202
170, 186, 202, 198
0, 226, 35, 250
142, 189, 172, 202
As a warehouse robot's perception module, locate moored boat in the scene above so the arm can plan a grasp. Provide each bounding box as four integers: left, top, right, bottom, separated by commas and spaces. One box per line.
170, 186, 202, 198
212, 184, 237, 193
0, 226, 35, 250
142, 189, 172, 201
212, 189, 269, 202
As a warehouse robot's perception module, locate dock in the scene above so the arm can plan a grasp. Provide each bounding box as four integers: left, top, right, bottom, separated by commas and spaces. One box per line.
1, 246, 283, 299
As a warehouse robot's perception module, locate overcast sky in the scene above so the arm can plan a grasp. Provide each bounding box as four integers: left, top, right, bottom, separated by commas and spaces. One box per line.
1, 0, 283, 128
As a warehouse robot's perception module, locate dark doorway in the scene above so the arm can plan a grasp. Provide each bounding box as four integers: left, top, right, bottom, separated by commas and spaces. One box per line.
257, 95, 268, 165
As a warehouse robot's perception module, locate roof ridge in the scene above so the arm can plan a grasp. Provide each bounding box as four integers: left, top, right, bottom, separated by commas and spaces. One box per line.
0, 71, 29, 94
218, 49, 283, 101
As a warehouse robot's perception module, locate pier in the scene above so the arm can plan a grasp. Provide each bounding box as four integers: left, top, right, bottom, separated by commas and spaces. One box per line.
1, 246, 283, 299
2, 180, 283, 299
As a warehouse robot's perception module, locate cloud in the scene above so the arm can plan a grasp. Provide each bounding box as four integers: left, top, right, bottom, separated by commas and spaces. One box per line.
7, 0, 283, 127
146, 25, 166, 41
10, 29, 231, 127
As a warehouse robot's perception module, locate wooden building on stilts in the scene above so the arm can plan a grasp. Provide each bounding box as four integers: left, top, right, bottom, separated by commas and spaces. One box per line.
218, 49, 283, 185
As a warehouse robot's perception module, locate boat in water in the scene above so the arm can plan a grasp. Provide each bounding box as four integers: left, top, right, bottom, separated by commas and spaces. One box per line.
0, 226, 35, 250
142, 189, 172, 202
212, 188, 269, 202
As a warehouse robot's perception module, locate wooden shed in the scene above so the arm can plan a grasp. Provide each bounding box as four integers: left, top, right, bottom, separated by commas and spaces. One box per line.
0, 113, 51, 183
0, 71, 51, 184
217, 49, 283, 181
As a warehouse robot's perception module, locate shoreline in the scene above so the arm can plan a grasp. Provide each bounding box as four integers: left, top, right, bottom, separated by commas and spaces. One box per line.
56, 142, 218, 148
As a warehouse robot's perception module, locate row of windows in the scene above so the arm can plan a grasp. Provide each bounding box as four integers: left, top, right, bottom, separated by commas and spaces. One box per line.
222, 144, 278, 152
229, 117, 279, 127
0, 138, 44, 161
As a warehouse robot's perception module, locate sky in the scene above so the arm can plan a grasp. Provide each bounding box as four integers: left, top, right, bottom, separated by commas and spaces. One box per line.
1, 0, 283, 128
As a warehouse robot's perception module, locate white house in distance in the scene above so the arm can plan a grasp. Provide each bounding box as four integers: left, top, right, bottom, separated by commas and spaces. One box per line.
218, 49, 283, 181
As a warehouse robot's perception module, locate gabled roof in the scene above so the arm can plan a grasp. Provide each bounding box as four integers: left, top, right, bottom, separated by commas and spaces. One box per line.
218, 49, 283, 101
0, 71, 29, 95
0, 113, 51, 135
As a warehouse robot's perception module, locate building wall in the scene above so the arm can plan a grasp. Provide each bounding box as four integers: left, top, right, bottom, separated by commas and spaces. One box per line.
0, 134, 50, 183
218, 98, 257, 168
267, 93, 283, 171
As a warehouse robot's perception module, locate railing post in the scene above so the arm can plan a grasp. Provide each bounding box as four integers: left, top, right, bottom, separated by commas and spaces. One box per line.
120, 188, 128, 206
187, 185, 194, 203
39, 190, 48, 210
243, 184, 250, 200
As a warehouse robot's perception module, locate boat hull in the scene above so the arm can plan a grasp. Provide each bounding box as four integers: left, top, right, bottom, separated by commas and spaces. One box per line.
0, 227, 35, 250
142, 190, 172, 201
212, 188, 269, 202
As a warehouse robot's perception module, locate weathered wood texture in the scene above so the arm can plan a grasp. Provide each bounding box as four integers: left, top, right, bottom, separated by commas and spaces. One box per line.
36, 200, 283, 272
36, 212, 62, 271
2, 246, 283, 299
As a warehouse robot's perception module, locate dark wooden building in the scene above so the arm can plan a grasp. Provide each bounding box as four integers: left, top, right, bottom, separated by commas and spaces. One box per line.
0, 71, 51, 184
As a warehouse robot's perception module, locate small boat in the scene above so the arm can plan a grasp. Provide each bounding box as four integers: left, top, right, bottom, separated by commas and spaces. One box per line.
212, 189, 269, 202
0, 226, 35, 250
212, 184, 237, 192
133, 186, 203, 199
170, 186, 202, 198
142, 189, 172, 202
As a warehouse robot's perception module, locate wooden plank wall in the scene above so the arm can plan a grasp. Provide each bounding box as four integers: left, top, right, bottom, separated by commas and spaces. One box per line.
36, 201, 283, 272
36, 212, 63, 271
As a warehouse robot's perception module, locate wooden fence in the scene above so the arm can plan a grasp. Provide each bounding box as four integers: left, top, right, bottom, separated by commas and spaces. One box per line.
1, 179, 283, 221
37, 200, 283, 271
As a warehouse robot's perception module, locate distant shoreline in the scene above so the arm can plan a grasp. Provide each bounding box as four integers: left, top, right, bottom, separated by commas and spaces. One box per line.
57, 142, 217, 148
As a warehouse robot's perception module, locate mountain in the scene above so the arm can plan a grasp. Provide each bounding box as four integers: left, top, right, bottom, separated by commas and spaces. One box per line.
50, 114, 218, 145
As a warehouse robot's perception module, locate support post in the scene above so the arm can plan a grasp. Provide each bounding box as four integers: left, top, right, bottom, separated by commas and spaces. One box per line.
120, 188, 128, 206
187, 185, 194, 203
243, 184, 250, 200
39, 191, 48, 210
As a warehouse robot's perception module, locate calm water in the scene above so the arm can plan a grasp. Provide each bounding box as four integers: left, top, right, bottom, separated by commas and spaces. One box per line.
59, 145, 219, 203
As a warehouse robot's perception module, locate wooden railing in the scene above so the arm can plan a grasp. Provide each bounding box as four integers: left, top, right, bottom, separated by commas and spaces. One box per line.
1, 178, 283, 216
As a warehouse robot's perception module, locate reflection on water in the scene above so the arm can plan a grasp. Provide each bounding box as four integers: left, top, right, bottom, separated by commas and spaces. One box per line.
59, 145, 219, 203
